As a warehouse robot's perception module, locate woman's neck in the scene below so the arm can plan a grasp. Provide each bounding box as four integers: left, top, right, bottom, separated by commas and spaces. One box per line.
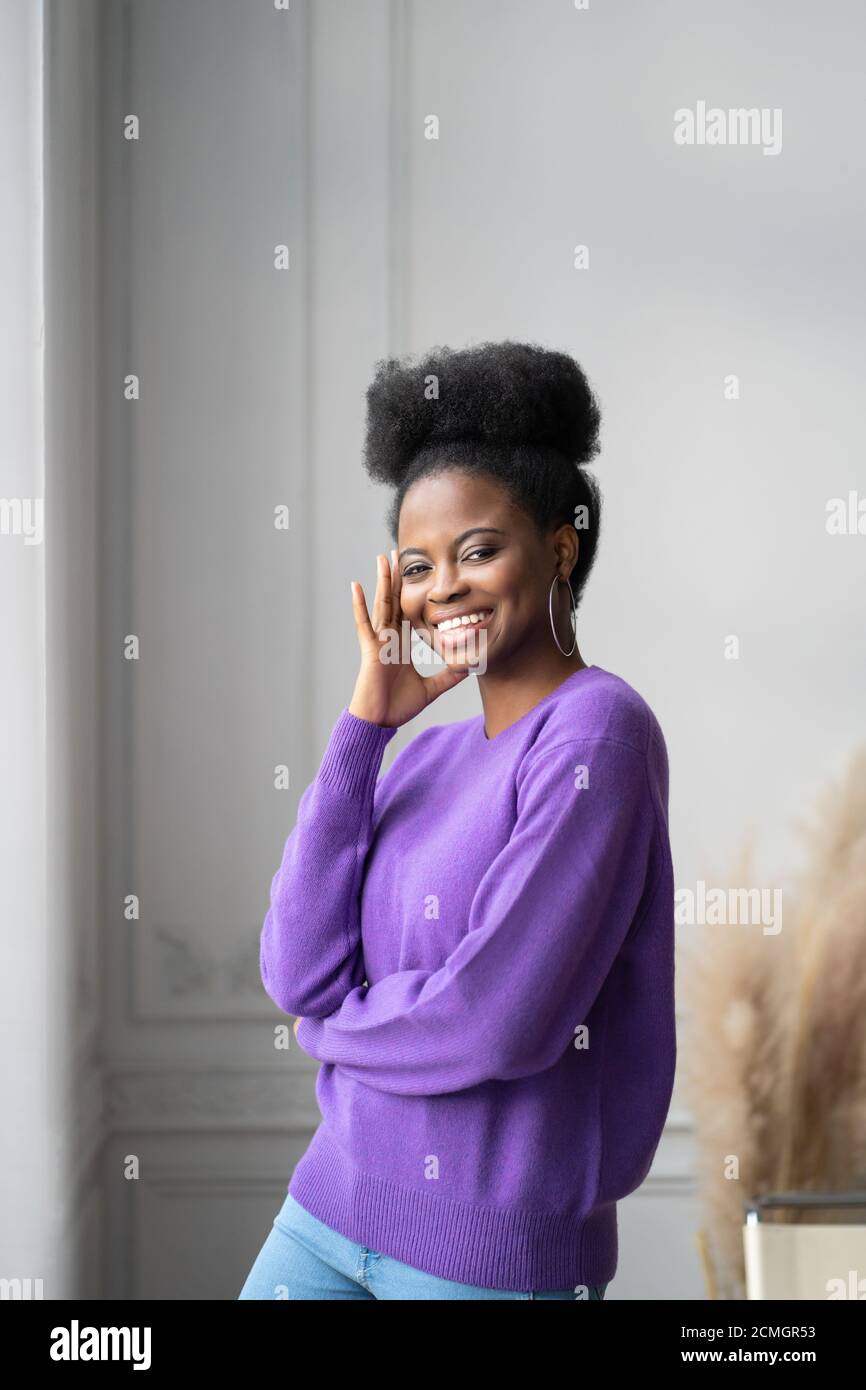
476, 644, 589, 740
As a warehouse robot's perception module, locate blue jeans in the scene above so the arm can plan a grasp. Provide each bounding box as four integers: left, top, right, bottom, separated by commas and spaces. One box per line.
238, 1192, 608, 1301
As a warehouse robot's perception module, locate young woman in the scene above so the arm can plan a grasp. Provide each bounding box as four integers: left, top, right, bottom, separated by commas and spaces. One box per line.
238, 341, 676, 1300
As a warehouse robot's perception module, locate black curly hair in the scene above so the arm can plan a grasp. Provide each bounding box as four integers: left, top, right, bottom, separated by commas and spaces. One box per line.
362, 340, 603, 609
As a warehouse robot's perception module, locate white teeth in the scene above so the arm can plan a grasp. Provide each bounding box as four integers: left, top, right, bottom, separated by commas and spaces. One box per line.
436, 609, 491, 632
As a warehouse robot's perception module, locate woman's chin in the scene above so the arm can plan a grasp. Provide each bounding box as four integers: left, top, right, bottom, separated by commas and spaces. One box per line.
415, 625, 493, 674
437, 642, 490, 674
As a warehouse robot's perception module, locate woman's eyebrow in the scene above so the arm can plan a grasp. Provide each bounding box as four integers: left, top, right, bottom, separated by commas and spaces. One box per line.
398, 527, 507, 561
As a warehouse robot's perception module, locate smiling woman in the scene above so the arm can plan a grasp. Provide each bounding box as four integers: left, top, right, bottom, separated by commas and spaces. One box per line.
338, 342, 609, 733
241, 340, 677, 1301
370, 339, 603, 657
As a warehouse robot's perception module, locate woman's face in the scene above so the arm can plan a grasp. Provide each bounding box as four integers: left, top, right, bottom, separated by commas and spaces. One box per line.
396, 469, 577, 672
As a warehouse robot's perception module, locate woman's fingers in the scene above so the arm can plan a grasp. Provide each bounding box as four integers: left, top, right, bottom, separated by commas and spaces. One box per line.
352, 557, 397, 663
369, 553, 384, 630
390, 547, 404, 628
350, 578, 378, 655
371, 552, 395, 635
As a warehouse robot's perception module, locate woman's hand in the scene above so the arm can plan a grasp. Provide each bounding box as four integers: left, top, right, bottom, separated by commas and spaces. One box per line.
347, 549, 470, 730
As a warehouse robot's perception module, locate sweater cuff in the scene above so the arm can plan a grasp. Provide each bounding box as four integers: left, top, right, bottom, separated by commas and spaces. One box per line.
316, 707, 398, 801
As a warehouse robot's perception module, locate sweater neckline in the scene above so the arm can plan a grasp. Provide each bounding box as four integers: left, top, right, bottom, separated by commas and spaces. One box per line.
476, 664, 600, 744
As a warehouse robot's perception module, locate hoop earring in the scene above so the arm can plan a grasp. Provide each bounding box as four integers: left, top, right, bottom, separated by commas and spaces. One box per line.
548, 575, 577, 656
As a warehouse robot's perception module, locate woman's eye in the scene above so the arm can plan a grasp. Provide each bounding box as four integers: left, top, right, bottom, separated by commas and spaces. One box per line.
402, 549, 496, 580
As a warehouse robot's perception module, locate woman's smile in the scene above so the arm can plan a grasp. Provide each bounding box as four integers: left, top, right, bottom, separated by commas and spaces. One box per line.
429, 606, 496, 647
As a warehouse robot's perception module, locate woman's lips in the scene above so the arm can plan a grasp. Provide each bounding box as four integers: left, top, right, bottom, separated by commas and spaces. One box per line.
432, 610, 494, 646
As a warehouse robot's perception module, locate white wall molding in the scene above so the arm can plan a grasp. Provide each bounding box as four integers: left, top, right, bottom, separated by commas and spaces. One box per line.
106, 1065, 321, 1133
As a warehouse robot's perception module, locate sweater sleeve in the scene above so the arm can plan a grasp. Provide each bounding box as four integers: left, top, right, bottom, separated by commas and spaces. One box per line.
295, 735, 663, 1095
259, 707, 398, 1018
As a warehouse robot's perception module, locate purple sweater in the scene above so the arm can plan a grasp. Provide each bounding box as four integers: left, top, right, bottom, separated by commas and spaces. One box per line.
261, 663, 676, 1291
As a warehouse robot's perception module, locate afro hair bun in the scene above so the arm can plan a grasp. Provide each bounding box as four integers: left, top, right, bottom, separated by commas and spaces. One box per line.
362, 339, 601, 488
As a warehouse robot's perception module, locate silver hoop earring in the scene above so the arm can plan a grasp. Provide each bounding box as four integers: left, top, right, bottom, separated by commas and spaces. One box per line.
548, 575, 577, 656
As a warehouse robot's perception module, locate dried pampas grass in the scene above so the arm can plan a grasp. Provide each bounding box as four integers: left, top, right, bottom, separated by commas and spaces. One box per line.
680, 746, 866, 1300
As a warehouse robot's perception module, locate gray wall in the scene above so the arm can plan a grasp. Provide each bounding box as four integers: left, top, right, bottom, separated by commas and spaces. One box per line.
5, 0, 865, 1299
0, 0, 53, 1298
